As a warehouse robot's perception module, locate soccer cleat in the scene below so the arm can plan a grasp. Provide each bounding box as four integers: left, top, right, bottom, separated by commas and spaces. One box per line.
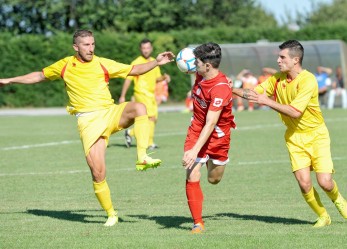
148, 144, 159, 150
313, 215, 331, 228
191, 223, 205, 234
136, 155, 161, 171
333, 193, 347, 218
124, 129, 132, 148
104, 212, 119, 227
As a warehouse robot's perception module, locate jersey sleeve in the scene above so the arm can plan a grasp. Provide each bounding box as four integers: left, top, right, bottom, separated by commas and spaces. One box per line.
42, 57, 70, 80
289, 74, 316, 112
209, 83, 232, 111
100, 58, 133, 79
254, 73, 280, 97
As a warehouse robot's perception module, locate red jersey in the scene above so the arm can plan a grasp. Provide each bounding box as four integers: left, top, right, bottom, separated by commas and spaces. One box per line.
190, 72, 236, 135
184, 71, 236, 162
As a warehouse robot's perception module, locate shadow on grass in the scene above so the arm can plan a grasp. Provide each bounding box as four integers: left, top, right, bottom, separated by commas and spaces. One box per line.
216, 212, 311, 225
26, 209, 128, 224
128, 214, 202, 230
130, 212, 310, 230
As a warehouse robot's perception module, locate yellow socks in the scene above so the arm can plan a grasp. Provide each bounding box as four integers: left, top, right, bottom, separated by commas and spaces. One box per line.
325, 180, 339, 202
93, 179, 116, 217
303, 187, 328, 217
134, 115, 149, 160
148, 120, 155, 146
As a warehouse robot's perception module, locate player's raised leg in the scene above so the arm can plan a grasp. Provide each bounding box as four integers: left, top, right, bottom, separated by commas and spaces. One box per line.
186, 162, 205, 234
87, 137, 118, 227
207, 160, 226, 185
119, 102, 161, 171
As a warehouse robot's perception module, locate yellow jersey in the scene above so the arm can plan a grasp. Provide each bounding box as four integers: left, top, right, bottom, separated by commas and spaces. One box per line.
43, 55, 132, 114
126, 56, 161, 98
254, 70, 324, 131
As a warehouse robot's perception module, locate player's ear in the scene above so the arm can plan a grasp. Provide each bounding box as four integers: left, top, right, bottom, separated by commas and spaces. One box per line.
73, 43, 78, 52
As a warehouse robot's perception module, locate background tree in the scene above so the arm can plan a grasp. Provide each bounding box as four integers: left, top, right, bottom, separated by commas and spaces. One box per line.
0, 0, 277, 34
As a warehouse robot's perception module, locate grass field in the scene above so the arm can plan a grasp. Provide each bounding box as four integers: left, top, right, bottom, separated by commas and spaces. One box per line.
1, 108, 347, 249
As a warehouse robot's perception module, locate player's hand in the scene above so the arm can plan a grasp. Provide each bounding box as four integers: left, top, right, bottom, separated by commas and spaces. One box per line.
244, 89, 259, 102
0, 79, 11, 87
182, 149, 198, 169
164, 73, 171, 83
156, 52, 175, 65
249, 87, 269, 105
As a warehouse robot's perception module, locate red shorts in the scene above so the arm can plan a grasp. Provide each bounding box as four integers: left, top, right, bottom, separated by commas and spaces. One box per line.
184, 128, 231, 165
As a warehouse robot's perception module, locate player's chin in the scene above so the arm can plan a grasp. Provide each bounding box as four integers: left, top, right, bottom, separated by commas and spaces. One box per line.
83, 55, 93, 62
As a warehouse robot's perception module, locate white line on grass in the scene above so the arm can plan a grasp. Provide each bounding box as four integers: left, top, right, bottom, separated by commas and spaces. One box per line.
0, 140, 80, 151
0, 116, 345, 151
0, 123, 282, 151
1, 157, 345, 177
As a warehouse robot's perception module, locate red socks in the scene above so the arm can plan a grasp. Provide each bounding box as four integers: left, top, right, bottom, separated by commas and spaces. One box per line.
186, 180, 204, 225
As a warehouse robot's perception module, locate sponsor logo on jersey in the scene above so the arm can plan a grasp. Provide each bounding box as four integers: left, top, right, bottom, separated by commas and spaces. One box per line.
213, 98, 223, 107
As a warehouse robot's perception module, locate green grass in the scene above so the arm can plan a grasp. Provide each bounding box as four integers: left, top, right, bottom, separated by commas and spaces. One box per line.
1, 109, 347, 249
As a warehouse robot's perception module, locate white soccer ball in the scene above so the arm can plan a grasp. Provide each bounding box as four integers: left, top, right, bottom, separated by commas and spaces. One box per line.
176, 47, 196, 74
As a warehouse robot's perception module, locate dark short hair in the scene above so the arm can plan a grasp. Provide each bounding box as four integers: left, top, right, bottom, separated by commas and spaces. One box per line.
279, 40, 304, 65
193, 42, 222, 68
139, 38, 152, 47
73, 30, 93, 44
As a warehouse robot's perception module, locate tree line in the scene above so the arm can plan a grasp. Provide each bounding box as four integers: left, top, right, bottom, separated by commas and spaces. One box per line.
0, 0, 347, 107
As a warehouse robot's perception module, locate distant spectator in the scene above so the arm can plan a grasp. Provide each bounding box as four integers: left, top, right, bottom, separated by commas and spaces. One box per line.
327, 66, 347, 109
183, 90, 194, 113
314, 66, 332, 108
258, 67, 277, 84
236, 69, 258, 111
155, 73, 171, 105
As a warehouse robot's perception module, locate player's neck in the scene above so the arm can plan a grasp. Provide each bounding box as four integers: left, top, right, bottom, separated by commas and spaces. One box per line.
287, 67, 303, 81
203, 69, 219, 81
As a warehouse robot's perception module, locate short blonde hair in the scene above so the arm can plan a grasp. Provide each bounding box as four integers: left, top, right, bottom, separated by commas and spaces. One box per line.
73, 30, 93, 44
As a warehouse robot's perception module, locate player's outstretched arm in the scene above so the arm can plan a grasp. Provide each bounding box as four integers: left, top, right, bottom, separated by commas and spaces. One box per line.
0, 72, 46, 87
128, 51, 175, 76
232, 88, 257, 100
252, 87, 302, 118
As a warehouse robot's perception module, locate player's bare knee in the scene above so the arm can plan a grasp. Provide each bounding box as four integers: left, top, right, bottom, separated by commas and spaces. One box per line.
297, 180, 312, 193
208, 177, 221, 185
187, 170, 201, 182
135, 102, 147, 116
317, 179, 333, 192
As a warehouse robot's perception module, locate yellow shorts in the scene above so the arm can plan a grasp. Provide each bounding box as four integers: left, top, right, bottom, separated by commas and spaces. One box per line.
77, 103, 127, 156
285, 124, 334, 173
134, 93, 158, 118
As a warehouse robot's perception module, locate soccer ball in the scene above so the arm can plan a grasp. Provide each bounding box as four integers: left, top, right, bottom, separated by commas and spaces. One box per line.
176, 47, 196, 74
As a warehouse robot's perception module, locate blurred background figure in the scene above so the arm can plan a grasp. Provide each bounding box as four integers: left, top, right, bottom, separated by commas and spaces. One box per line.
183, 90, 194, 113
155, 73, 171, 105
258, 67, 277, 84
327, 66, 347, 109
236, 69, 258, 111
314, 66, 332, 108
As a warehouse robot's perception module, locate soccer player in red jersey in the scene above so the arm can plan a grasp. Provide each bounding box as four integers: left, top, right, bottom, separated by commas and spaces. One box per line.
182, 42, 236, 233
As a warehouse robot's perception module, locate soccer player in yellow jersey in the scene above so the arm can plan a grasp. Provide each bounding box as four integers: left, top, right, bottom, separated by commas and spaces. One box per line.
234, 40, 347, 228
119, 38, 168, 149
0, 30, 175, 227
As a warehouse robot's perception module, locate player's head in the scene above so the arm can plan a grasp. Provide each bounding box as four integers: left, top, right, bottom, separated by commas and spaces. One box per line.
139, 38, 153, 59
277, 40, 304, 72
73, 30, 95, 62
193, 42, 222, 69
